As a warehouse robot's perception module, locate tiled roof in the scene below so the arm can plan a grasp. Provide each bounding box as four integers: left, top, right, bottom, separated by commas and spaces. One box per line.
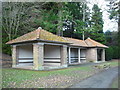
6, 29, 68, 44
85, 37, 108, 48
64, 37, 88, 47
6, 28, 108, 48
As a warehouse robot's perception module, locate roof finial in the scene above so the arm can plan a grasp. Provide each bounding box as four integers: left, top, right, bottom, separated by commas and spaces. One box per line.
88, 37, 90, 39
38, 27, 42, 30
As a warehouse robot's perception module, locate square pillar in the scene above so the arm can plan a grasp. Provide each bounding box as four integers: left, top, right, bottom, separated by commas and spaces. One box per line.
96, 49, 98, 62
60, 45, 68, 67
68, 47, 71, 64
12, 45, 18, 67
86, 48, 97, 62
78, 48, 81, 63
101, 49, 105, 62
33, 43, 44, 70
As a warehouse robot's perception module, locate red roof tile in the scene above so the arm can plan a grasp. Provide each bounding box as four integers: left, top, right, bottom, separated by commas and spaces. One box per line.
6, 28, 108, 48
6, 29, 68, 44
64, 37, 88, 47
85, 37, 108, 48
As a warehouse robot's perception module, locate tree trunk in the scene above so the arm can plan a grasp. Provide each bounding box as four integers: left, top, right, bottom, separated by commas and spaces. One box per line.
57, 3, 63, 36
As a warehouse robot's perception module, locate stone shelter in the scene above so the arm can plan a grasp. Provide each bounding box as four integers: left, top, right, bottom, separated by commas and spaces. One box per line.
6, 27, 108, 70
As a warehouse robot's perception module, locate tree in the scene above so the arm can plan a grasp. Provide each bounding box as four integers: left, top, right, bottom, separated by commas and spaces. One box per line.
90, 4, 106, 44
2, 2, 28, 55
63, 2, 91, 39
107, 0, 119, 22
105, 30, 118, 46
2, 2, 49, 54
107, 0, 120, 59
107, 0, 120, 41
2, 2, 26, 40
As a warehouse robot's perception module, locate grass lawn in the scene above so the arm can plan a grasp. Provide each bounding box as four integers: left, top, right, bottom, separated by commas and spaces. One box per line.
2, 60, 119, 88
110, 76, 120, 88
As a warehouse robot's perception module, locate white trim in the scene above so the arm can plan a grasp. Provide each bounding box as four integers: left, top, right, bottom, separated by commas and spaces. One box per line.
68, 46, 87, 49
37, 42, 44, 45
80, 57, 86, 59
19, 60, 33, 62
12, 45, 17, 47
41, 42, 64, 46
17, 63, 33, 66
63, 45, 67, 47
78, 48, 81, 63
44, 60, 60, 62
68, 47, 71, 64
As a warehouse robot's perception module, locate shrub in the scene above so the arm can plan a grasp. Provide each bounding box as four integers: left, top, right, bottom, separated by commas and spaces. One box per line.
106, 46, 119, 61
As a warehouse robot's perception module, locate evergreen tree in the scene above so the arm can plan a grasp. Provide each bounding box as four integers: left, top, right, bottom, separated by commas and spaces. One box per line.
63, 2, 90, 39
107, 0, 120, 59
108, 0, 120, 45
90, 4, 106, 44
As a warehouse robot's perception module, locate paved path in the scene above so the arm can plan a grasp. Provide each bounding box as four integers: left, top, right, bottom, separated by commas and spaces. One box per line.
70, 67, 118, 88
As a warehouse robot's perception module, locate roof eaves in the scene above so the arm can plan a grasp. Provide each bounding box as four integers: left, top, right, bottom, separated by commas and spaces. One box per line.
69, 44, 89, 47
87, 45, 109, 48
6, 39, 38, 45
6, 39, 72, 45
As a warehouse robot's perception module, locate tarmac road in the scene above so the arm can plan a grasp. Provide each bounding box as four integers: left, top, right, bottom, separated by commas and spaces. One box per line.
70, 67, 118, 88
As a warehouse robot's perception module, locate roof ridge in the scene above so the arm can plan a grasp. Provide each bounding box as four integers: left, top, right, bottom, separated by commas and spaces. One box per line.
65, 37, 83, 41
89, 38, 104, 46
36, 29, 41, 39
85, 38, 108, 48
84, 39, 89, 46
88, 38, 97, 46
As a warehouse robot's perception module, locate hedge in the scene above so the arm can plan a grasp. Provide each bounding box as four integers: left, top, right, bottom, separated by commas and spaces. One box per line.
106, 46, 119, 61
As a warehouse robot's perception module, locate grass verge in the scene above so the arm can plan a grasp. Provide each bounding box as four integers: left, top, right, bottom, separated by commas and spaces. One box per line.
2, 60, 119, 88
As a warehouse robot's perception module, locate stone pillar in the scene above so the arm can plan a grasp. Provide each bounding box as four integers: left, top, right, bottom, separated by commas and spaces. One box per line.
101, 49, 105, 62
61, 45, 68, 67
86, 48, 97, 62
68, 47, 71, 64
12, 45, 18, 67
95, 49, 98, 62
33, 43, 44, 70
78, 48, 81, 63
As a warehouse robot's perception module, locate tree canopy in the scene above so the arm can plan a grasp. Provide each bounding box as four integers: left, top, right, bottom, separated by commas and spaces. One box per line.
2, 2, 119, 59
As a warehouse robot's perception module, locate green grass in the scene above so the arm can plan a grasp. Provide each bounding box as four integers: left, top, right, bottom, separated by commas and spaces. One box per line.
110, 76, 119, 88
108, 61, 119, 66
2, 60, 119, 88
2, 65, 92, 87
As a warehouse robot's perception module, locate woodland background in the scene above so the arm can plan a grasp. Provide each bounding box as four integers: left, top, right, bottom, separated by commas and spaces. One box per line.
2, 1, 120, 60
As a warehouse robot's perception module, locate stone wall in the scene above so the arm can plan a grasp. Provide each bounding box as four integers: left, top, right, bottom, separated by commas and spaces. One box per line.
60, 45, 68, 67
86, 48, 97, 62
33, 43, 44, 70
1, 53, 12, 68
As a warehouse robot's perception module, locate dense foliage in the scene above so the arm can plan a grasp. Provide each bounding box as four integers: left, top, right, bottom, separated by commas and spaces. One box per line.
106, 46, 119, 60
2, 2, 119, 60
105, 30, 119, 60
90, 4, 106, 44
105, 0, 120, 60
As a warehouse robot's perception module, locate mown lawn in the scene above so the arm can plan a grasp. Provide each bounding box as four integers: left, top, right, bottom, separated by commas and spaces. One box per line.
2, 60, 119, 88
110, 76, 119, 88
